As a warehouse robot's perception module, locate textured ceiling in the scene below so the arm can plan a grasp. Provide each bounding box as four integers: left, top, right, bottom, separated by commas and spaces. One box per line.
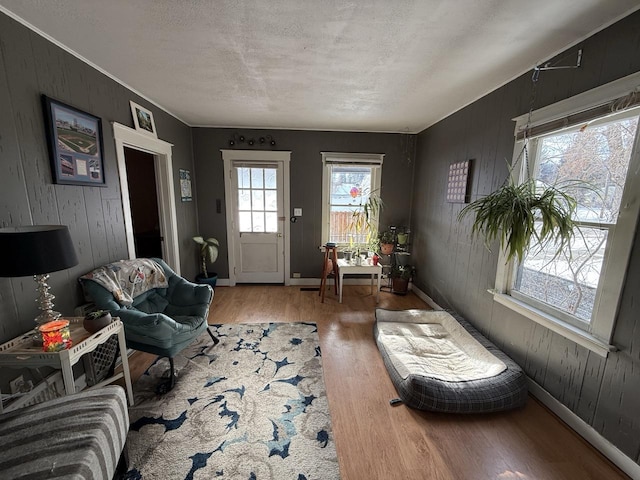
1, 1, 639, 133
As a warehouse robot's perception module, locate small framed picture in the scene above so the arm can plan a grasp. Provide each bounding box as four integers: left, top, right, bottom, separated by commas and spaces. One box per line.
42, 95, 106, 187
129, 101, 157, 138
180, 169, 192, 202
446, 159, 472, 203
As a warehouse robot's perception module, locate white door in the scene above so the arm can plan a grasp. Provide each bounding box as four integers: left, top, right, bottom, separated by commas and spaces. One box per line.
231, 162, 284, 283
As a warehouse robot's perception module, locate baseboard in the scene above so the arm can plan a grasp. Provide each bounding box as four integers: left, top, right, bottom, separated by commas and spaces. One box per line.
408, 284, 444, 310
289, 277, 383, 286
527, 379, 640, 479
218, 277, 389, 287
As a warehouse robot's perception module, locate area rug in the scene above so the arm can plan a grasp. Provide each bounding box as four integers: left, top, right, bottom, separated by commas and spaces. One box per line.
125, 323, 340, 480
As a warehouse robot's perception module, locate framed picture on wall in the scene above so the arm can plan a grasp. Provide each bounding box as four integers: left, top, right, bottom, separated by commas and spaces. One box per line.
446, 159, 472, 203
42, 95, 106, 187
180, 169, 192, 202
129, 101, 157, 138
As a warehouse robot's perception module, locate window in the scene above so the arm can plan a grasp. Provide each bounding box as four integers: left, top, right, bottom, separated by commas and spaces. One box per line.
321, 153, 384, 246
236, 166, 278, 233
494, 72, 640, 355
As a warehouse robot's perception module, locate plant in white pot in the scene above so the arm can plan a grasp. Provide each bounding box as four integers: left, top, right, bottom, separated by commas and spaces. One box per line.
193, 236, 220, 287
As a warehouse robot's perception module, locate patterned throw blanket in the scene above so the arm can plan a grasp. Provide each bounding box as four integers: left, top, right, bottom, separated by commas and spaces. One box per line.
80, 258, 168, 305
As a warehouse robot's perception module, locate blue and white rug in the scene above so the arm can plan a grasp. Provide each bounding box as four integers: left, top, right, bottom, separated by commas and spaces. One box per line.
125, 323, 340, 480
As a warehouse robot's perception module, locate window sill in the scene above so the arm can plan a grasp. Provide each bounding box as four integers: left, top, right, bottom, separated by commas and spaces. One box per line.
491, 292, 615, 358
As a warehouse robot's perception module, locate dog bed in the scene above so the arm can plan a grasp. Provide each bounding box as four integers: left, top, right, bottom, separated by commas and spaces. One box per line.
374, 308, 527, 413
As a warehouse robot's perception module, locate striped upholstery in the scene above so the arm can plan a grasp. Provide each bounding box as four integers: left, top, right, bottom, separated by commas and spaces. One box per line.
0, 386, 128, 479
375, 309, 528, 413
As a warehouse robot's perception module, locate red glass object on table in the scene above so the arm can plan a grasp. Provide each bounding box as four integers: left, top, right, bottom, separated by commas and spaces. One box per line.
39, 319, 73, 352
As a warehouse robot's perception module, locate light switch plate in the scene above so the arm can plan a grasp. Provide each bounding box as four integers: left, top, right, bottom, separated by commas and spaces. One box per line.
293, 208, 303, 216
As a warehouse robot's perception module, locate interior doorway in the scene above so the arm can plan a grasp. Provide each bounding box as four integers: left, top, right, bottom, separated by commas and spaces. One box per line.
113, 122, 181, 275
123, 147, 162, 258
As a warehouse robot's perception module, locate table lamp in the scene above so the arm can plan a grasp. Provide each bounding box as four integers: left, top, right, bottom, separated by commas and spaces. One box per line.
0, 225, 79, 330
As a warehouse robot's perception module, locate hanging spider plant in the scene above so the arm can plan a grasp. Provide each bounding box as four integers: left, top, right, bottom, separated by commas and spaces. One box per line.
458, 178, 580, 263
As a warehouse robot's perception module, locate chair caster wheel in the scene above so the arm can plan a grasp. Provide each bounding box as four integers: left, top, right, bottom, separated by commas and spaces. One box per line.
156, 378, 175, 394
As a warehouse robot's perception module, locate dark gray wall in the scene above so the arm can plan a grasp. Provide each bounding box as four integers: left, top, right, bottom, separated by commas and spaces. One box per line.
411, 11, 640, 464
0, 12, 198, 354
193, 128, 416, 278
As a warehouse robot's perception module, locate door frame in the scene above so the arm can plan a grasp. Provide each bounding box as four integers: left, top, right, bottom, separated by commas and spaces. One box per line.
221, 149, 291, 286
112, 122, 181, 275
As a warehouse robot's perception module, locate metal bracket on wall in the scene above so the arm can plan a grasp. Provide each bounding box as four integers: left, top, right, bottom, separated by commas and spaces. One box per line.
534, 49, 582, 72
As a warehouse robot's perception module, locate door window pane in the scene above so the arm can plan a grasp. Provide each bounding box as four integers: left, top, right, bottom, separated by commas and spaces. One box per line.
264, 190, 277, 211
239, 212, 252, 232
252, 212, 265, 232
252, 190, 264, 210
251, 168, 263, 188
265, 212, 278, 232
237, 168, 250, 189
238, 189, 251, 210
264, 168, 277, 189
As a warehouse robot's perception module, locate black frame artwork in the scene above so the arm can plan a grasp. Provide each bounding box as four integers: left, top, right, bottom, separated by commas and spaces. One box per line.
42, 95, 106, 187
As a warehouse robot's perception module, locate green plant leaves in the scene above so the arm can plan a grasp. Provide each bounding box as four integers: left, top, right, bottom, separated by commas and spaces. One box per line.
458, 179, 578, 262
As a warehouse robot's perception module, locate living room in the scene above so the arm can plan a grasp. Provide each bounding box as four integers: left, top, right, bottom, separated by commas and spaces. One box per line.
1, 2, 640, 479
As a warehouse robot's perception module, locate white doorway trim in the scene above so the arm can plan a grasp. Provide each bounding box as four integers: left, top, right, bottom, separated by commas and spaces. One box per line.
221, 149, 291, 286
112, 122, 181, 275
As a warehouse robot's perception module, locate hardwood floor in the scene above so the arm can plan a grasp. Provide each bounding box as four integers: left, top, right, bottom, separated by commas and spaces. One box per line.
126, 285, 628, 479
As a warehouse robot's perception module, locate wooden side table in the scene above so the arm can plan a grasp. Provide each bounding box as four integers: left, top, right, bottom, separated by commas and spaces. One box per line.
0, 317, 134, 406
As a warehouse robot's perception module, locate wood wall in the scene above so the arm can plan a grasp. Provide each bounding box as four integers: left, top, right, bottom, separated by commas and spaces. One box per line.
0, 13, 198, 361
411, 11, 640, 464
192, 128, 416, 278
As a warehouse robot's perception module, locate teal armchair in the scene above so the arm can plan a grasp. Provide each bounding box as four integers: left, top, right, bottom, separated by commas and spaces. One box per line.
79, 258, 218, 392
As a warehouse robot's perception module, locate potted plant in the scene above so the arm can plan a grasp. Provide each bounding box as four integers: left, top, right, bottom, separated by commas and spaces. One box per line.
193, 236, 220, 287
378, 230, 395, 255
83, 310, 112, 334
347, 190, 383, 257
391, 264, 412, 295
457, 178, 578, 262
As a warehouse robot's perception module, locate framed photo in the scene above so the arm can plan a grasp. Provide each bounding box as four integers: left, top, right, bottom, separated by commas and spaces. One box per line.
180, 169, 192, 202
42, 95, 106, 187
446, 159, 472, 203
129, 101, 157, 138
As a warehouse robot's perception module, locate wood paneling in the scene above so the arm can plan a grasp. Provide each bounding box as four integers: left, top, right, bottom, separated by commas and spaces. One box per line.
410, 10, 640, 468
0, 12, 198, 391
124, 286, 628, 479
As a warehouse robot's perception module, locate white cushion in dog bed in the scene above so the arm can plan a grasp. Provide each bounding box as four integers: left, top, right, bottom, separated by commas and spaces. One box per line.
377, 311, 506, 382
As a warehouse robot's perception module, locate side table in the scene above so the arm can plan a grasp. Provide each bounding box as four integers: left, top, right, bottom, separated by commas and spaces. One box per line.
0, 317, 134, 406
337, 258, 383, 303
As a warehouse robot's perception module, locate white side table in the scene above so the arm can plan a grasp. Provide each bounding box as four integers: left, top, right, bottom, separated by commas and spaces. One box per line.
0, 317, 134, 406
337, 259, 383, 303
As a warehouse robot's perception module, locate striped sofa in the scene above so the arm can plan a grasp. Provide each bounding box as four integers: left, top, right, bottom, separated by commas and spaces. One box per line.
0, 385, 129, 479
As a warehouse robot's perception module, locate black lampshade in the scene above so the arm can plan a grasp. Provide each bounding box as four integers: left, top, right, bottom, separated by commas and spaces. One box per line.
0, 225, 79, 277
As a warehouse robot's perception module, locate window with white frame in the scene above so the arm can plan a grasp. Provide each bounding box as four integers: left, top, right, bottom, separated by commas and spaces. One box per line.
321, 152, 384, 246
494, 73, 640, 354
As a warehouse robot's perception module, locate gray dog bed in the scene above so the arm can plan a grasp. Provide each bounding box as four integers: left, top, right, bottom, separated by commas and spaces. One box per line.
375, 308, 528, 413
